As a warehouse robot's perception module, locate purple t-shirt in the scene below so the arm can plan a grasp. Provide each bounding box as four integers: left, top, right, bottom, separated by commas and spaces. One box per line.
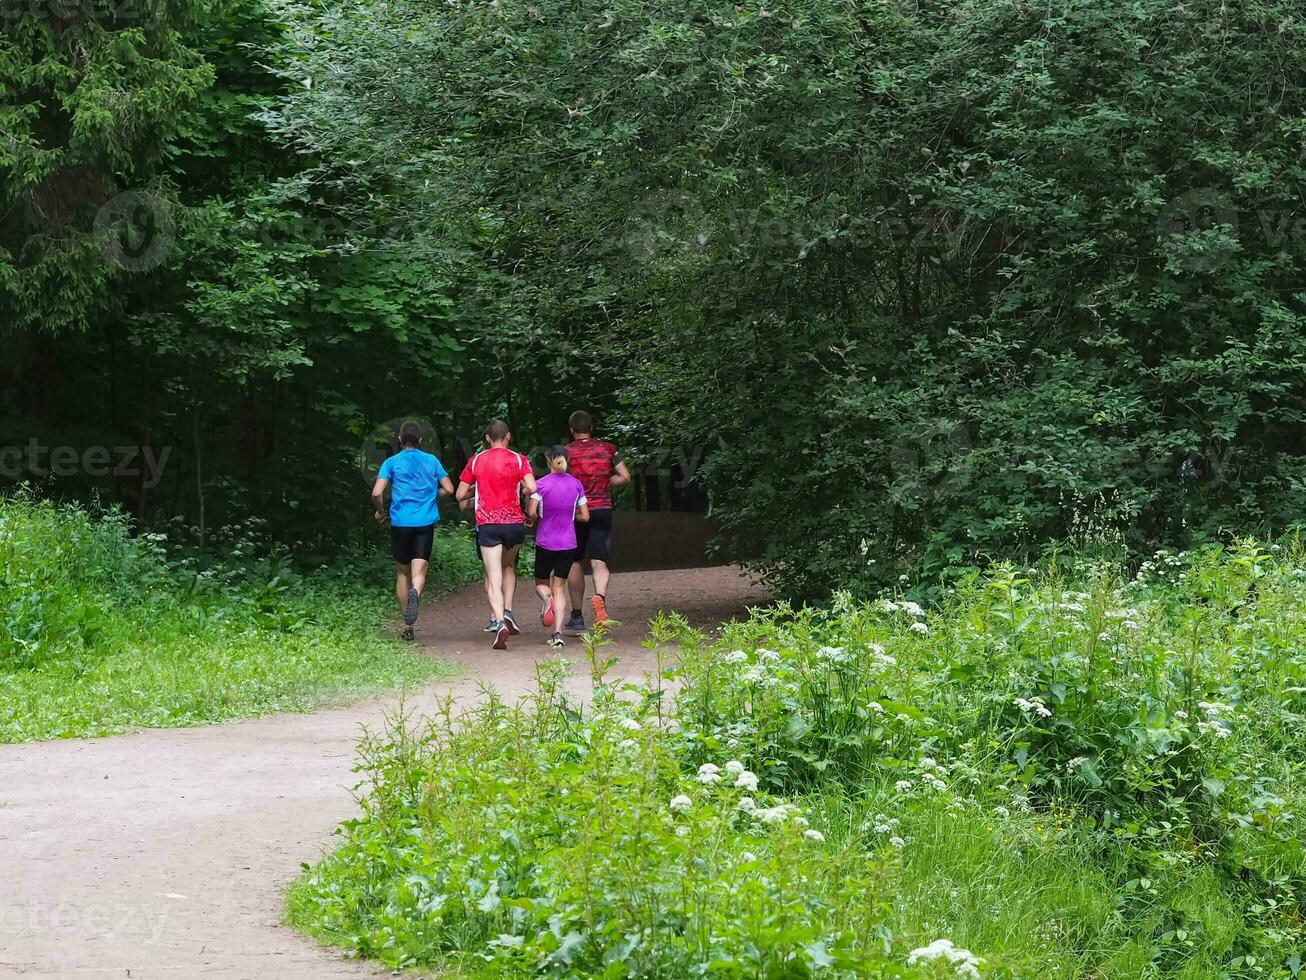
532, 473, 587, 551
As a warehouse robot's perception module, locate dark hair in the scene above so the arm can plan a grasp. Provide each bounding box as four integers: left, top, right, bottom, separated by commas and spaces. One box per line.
398, 420, 422, 447
484, 419, 511, 443
545, 444, 569, 472
568, 410, 594, 435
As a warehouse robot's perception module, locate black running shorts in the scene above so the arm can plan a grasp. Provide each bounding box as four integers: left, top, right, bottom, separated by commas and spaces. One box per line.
391, 524, 435, 564
477, 523, 526, 549
534, 546, 575, 582
574, 508, 613, 563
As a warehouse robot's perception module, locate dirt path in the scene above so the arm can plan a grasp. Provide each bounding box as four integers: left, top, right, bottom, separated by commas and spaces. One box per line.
0, 567, 764, 980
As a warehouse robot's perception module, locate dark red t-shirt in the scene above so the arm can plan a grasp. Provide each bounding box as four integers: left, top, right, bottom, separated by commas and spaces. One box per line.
566, 438, 621, 510
458, 447, 534, 525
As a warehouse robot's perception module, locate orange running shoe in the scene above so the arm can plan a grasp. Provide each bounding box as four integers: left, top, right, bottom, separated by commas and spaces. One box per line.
541, 595, 555, 628
591, 594, 609, 624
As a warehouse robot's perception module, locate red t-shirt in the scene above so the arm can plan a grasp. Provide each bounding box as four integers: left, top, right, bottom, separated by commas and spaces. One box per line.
567, 438, 621, 510
459, 447, 534, 526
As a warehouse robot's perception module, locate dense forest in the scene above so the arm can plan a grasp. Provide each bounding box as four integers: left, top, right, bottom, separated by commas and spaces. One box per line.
4, 0, 1305, 595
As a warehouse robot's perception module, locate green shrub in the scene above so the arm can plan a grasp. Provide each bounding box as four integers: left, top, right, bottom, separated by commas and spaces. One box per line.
294, 541, 1306, 976
289, 650, 909, 977
0, 496, 478, 741
674, 540, 1306, 974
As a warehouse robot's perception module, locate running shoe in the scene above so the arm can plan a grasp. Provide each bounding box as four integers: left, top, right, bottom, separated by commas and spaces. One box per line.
403, 587, 420, 627
493, 623, 510, 650
502, 610, 521, 636
400, 625, 415, 642
483, 618, 500, 633
591, 594, 609, 625
547, 632, 565, 649
541, 595, 555, 628
565, 610, 585, 633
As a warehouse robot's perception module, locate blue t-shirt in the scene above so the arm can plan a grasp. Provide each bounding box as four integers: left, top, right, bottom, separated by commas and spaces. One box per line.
378, 449, 448, 527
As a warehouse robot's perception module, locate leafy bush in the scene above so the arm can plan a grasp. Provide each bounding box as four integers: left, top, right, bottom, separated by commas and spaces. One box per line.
294, 542, 1306, 976
0, 496, 478, 741
289, 650, 906, 977
675, 540, 1306, 974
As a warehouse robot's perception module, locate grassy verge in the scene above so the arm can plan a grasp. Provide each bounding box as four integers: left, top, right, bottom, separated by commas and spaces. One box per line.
0, 497, 480, 742
289, 540, 1306, 978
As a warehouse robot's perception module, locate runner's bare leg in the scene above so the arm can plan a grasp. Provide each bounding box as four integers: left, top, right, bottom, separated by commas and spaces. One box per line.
395, 563, 411, 616
567, 561, 586, 616
591, 558, 611, 600
501, 545, 520, 615
481, 544, 506, 621
410, 558, 428, 597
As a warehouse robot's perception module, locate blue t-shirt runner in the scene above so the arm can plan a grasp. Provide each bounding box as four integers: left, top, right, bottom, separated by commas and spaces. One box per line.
377, 448, 448, 527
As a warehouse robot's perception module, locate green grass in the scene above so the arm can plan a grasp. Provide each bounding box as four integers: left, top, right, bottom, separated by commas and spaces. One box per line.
0, 496, 478, 742
289, 540, 1306, 978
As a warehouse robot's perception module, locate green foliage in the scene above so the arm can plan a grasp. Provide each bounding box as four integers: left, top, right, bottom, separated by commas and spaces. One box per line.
2, 0, 478, 543
288, 640, 904, 978
267, 0, 1306, 595
293, 543, 1306, 976
0, 496, 478, 741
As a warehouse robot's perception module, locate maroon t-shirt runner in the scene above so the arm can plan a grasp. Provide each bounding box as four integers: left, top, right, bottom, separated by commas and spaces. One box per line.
566, 438, 621, 510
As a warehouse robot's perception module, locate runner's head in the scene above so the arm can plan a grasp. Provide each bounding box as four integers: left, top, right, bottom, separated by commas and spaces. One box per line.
398, 420, 422, 448
545, 445, 569, 473
568, 410, 594, 438
483, 418, 511, 447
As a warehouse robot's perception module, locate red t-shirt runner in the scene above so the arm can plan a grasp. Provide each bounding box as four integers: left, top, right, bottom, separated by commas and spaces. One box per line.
566, 438, 621, 510
458, 447, 534, 525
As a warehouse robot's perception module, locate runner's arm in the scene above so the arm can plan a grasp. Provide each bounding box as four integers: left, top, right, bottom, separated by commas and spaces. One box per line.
576, 498, 590, 523
371, 478, 389, 523
438, 476, 455, 497
610, 458, 632, 488
521, 472, 539, 495
455, 480, 474, 507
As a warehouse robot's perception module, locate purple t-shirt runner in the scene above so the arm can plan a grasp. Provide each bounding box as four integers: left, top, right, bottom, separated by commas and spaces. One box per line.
532, 472, 588, 551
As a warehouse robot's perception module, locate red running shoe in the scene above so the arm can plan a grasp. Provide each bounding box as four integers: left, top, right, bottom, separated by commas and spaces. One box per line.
541, 595, 555, 628
591, 594, 609, 625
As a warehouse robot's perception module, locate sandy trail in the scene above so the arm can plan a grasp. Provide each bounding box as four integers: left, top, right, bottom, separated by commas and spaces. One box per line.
0, 567, 765, 979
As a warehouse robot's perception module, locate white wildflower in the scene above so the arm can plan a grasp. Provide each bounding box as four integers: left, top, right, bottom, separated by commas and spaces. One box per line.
1013, 697, 1052, 718
476, 881, 501, 913
723, 649, 748, 665
669, 794, 692, 813
900, 600, 925, 617
895, 780, 914, 792
874, 823, 892, 834
618, 717, 642, 731
697, 763, 722, 784
725, 760, 745, 776
889, 835, 906, 847
735, 769, 759, 792
907, 938, 984, 978
803, 829, 826, 843
737, 796, 757, 813
909, 621, 929, 634
739, 851, 757, 862
993, 806, 1010, 819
